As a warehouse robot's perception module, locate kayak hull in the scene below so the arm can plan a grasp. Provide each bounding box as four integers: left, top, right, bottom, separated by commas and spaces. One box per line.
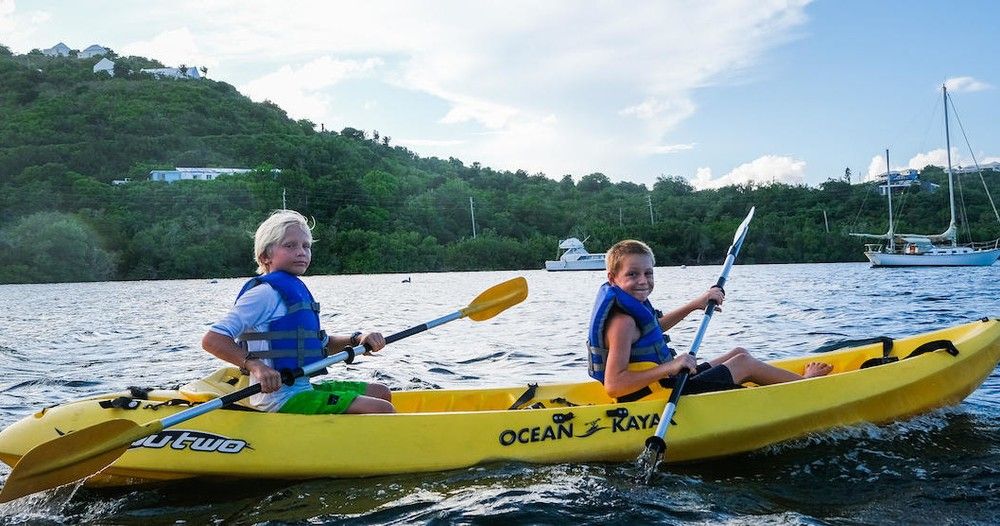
1, 318, 997, 486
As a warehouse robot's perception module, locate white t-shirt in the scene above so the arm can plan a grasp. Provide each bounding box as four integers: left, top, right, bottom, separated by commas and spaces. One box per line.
209, 283, 315, 412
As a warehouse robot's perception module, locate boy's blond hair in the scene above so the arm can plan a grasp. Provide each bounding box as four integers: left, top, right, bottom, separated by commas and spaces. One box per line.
253, 210, 313, 275
605, 239, 655, 275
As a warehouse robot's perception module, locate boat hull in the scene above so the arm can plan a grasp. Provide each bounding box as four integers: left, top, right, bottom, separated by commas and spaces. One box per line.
865, 248, 1000, 267
544, 259, 606, 271
1, 319, 997, 486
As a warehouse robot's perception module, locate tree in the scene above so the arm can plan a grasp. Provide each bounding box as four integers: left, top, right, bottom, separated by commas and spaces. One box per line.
844, 167, 852, 184
361, 169, 397, 201
0, 212, 117, 283
113, 61, 131, 78
578, 172, 611, 192
341, 127, 366, 140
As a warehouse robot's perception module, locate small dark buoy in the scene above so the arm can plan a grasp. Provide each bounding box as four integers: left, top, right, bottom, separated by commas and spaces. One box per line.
402, 277, 411, 283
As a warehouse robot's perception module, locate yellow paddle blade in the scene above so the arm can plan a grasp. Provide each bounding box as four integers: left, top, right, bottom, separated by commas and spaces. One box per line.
0, 419, 161, 503
461, 276, 528, 321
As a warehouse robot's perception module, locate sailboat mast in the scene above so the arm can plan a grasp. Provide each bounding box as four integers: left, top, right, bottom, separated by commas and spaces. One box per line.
885, 149, 894, 251
943, 84, 957, 246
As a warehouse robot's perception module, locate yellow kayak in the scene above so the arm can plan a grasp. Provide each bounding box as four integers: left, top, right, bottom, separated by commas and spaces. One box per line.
0, 318, 997, 487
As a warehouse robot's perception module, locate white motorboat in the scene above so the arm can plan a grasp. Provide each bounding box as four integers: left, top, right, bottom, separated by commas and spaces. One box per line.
544, 238, 606, 271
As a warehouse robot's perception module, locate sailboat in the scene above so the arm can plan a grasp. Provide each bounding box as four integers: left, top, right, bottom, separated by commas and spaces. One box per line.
851, 85, 1000, 267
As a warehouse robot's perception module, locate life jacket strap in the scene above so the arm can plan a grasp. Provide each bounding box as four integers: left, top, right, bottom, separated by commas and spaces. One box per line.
588, 341, 673, 377
239, 329, 325, 342
240, 328, 328, 366
286, 301, 320, 314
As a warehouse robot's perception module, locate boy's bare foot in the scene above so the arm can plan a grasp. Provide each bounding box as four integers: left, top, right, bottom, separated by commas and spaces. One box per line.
803, 362, 833, 378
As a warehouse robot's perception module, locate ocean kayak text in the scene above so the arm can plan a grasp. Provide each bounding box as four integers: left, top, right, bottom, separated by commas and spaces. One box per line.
498, 412, 660, 446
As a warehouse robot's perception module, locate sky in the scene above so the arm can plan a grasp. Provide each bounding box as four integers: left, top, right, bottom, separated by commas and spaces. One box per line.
2, 0, 998, 189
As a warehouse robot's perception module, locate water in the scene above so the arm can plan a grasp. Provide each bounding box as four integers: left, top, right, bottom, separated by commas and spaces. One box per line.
0, 263, 997, 524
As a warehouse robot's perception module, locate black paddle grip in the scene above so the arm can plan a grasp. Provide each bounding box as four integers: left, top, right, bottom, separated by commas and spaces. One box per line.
386, 324, 428, 344
219, 383, 263, 406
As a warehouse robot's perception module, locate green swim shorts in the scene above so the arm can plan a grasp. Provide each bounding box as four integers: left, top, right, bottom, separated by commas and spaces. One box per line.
278, 380, 369, 414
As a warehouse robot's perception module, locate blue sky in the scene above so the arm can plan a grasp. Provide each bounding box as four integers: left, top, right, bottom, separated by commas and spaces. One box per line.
2, 0, 997, 189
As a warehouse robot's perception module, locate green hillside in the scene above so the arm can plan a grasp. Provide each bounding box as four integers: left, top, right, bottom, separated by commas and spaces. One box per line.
1, 44, 997, 284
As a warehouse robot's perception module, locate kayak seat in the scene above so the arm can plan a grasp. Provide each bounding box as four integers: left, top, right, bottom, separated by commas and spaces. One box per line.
179, 367, 252, 406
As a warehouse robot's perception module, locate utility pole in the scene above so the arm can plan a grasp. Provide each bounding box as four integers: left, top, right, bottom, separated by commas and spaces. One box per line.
469, 196, 477, 238
647, 194, 654, 225
823, 210, 829, 233
282, 188, 287, 209
619, 207, 623, 228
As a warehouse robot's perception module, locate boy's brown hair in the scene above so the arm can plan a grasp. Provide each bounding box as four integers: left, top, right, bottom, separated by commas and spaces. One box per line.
605, 239, 655, 275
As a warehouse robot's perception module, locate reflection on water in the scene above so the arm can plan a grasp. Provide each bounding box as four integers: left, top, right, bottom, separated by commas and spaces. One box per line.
0, 262, 997, 524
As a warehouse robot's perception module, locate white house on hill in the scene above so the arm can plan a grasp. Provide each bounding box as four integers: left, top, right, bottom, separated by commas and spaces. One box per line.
139, 67, 203, 80
954, 161, 1000, 174
149, 167, 254, 183
42, 42, 71, 57
93, 58, 115, 76
79, 44, 109, 58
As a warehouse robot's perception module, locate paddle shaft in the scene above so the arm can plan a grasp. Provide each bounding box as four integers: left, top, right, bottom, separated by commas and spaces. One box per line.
649, 274, 731, 440
647, 208, 754, 449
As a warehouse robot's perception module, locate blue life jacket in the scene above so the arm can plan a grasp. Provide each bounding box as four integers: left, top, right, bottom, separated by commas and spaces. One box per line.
587, 283, 673, 382
235, 271, 326, 372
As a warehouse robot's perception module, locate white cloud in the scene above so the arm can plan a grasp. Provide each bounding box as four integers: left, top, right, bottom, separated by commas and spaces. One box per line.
438, 94, 520, 130
650, 143, 697, 154
0, 0, 50, 51
0, 0, 14, 28
944, 76, 992, 93
865, 154, 887, 181
239, 56, 382, 121
907, 149, 949, 171
692, 155, 806, 190
121, 27, 215, 68
692, 167, 716, 189
398, 138, 466, 148
620, 97, 695, 122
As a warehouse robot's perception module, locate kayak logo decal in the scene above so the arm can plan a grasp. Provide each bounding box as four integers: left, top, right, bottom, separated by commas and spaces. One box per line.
575, 418, 607, 438
130, 429, 251, 454
497, 412, 661, 446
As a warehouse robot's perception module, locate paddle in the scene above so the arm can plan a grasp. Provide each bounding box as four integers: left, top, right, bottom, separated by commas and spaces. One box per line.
0, 276, 528, 503
640, 207, 755, 482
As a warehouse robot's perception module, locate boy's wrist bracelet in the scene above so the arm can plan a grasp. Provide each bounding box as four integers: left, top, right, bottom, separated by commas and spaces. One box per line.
350, 331, 363, 347
240, 351, 258, 375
